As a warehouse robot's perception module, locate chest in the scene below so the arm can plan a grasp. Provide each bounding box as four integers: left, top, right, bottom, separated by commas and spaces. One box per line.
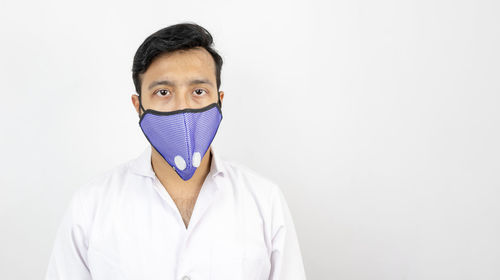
172, 196, 198, 227
86, 181, 272, 279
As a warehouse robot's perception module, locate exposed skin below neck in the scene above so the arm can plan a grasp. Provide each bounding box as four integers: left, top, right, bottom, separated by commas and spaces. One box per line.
150, 145, 213, 199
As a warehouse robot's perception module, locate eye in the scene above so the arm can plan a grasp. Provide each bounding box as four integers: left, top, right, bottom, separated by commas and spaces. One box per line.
154, 89, 171, 97
193, 89, 207, 96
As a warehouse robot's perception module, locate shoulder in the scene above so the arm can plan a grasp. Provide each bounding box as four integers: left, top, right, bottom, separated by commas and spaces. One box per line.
226, 159, 278, 186
72, 161, 132, 210
221, 158, 283, 203
220, 158, 293, 241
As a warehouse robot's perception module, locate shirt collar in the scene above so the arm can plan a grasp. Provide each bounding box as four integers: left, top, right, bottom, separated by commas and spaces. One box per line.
128, 144, 227, 179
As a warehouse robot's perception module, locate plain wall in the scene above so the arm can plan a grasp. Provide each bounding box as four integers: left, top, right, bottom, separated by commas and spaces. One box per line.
1, 0, 499, 279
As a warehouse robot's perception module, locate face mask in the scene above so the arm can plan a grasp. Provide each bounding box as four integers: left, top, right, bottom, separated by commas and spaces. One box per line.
138, 92, 223, 181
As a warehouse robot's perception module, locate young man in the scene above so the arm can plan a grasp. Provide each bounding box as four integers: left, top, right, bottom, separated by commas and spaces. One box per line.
45, 22, 306, 280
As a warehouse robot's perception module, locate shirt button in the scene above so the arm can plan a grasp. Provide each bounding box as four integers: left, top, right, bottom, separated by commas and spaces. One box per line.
182, 276, 190, 280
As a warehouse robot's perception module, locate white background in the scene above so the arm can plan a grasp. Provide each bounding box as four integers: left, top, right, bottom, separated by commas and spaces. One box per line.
1, 0, 499, 279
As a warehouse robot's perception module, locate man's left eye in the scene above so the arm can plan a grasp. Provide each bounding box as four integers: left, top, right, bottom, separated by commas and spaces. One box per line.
193, 89, 207, 96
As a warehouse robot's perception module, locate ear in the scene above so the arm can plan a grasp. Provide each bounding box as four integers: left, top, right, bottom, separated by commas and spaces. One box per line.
219, 90, 224, 106
131, 94, 140, 115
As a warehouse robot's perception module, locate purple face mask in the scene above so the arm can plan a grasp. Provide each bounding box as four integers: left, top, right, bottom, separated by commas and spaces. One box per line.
138, 92, 223, 181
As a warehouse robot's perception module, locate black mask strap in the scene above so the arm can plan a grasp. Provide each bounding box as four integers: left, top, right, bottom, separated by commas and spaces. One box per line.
217, 91, 222, 109
138, 93, 146, 116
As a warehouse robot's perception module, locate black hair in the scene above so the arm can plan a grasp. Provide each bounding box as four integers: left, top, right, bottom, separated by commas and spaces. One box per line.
132, 22, 223, 96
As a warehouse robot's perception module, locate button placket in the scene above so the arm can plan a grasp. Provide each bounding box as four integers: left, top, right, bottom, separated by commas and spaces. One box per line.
176, 234, 192, 280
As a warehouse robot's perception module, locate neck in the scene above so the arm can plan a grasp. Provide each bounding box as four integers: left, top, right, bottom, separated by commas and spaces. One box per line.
150, 146, 212, 198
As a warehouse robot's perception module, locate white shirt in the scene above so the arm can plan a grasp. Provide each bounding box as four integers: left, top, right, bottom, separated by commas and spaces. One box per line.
45, 145, 307, 280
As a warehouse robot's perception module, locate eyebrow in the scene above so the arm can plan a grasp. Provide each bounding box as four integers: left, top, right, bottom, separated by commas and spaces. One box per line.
147, 78, 214, 90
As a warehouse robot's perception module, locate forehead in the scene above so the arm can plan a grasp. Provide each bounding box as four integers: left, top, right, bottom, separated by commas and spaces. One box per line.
142, 47, 216, 84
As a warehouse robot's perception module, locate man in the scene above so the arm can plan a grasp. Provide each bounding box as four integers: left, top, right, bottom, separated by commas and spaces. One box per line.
45, 22, 306, 280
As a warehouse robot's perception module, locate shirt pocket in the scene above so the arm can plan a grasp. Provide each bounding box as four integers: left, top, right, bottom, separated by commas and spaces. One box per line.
210, 247, 269, 280
210, 256, 269, 280
210, 256, 243, 280
243, 255, 270, 280
87, 246, 129, 280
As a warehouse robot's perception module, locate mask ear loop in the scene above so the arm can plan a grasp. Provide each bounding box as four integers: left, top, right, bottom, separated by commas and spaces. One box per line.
217, 91, 222, 109
138, 93, 147, 117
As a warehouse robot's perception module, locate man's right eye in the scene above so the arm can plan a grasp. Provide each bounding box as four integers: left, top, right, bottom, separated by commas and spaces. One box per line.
155, 89, 171, 96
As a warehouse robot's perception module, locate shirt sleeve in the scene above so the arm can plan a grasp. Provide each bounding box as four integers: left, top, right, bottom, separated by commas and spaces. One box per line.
44, 187, 92, 280
268, 184, 307, 280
